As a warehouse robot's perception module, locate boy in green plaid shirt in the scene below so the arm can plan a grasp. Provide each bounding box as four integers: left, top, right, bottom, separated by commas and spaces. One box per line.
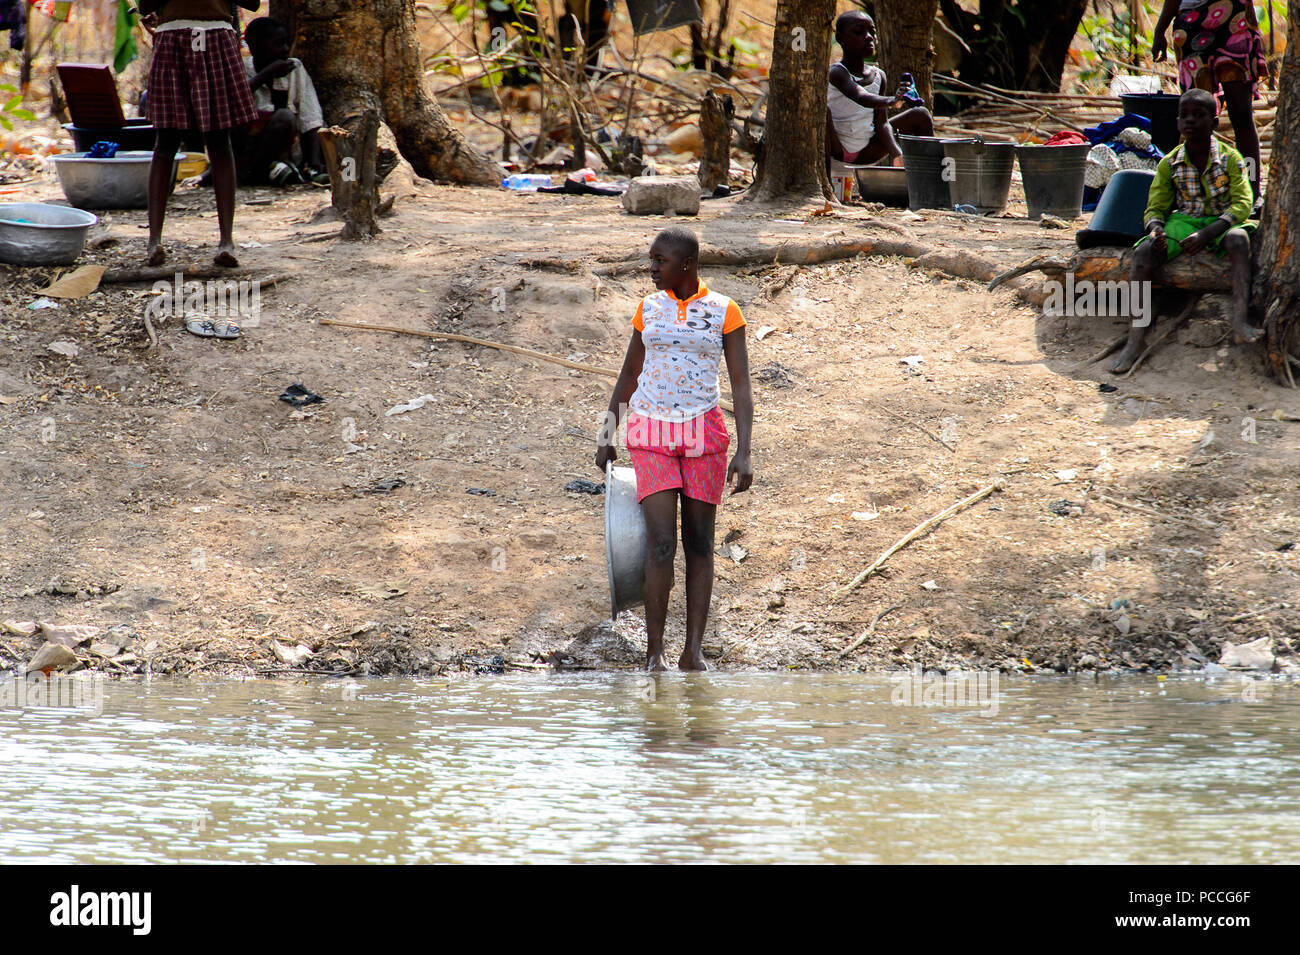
1110, 88, 1259, 375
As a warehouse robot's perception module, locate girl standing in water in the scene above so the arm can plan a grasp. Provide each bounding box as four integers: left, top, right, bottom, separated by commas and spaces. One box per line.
596, 227, 754, 671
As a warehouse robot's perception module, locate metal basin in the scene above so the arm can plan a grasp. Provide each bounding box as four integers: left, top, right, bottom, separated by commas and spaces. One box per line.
605, 462, 646, 618
0, 202, 98, 266
50, 151, 177, 209
853, 165, 909, 207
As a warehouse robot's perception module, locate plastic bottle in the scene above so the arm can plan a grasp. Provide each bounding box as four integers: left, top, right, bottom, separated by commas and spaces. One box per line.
501, 174, 553, 191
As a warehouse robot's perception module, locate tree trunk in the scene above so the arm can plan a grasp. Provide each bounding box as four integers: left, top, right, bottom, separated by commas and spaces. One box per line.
319, 110, 380, 240
874, 0, 939, 104
270, 0, 500, 185
698, 90, 734, 192
1252, 0, 1300, 385
745, 0, 836, 203
937, 0, 1089, 93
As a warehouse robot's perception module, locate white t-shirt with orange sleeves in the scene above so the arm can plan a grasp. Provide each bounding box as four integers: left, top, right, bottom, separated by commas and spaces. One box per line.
630, 281, 745, 423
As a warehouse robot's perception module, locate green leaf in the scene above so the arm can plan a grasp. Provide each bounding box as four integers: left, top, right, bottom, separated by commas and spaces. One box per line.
0, 83, 17, 93
0, 115, 12, 131
451, 3, 470, 23
2, 94, 22, 113
731, 38, 760, 55
8, 108, 35, 121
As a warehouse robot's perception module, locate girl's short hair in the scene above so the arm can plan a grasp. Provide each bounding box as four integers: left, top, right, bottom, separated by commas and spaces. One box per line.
653, 226, 699, 261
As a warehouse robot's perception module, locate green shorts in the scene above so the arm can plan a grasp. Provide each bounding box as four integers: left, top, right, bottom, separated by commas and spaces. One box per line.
1135, 211, 1256, 261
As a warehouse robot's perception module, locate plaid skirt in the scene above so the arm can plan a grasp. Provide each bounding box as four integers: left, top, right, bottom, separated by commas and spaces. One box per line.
146, 27, 259, 132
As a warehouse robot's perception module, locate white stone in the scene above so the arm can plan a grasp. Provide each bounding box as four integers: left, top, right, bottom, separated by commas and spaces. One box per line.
621, 176, 701, 216
1220, 637, 1274, 670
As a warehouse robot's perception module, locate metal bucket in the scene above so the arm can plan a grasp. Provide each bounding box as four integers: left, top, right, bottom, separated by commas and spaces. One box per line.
898, 135, 974, 210
1016, 143, 1090, 219
0, 202, 98, 266
942, 137, 1016, 215
50, 150, 177, 209
605, 462, 646, 618
853, 165, 909, 207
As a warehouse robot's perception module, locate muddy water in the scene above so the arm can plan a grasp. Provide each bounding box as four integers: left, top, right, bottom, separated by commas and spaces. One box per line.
1, 672, 1297, 864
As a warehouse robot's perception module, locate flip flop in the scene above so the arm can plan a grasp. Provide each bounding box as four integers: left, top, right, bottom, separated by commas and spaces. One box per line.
185, 319, 217, 338
210, 320, 242, 340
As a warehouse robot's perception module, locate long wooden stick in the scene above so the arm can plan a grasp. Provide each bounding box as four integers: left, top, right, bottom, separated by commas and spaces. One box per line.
318, 317, 735, 413
839, 603, 903, 658
831, 480, 1005, 602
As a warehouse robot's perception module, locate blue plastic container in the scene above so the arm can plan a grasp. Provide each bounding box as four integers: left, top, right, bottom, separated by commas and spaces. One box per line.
1088, 169, 1156, 237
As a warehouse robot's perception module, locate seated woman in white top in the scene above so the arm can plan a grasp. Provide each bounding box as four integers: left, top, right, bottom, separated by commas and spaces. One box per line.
827, 10, 933, 166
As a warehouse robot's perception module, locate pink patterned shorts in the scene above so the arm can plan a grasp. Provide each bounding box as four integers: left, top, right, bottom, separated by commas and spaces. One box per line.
626, 407, 730, 505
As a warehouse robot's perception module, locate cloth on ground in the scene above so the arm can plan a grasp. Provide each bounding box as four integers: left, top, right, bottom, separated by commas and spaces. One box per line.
537, 178, 626, 197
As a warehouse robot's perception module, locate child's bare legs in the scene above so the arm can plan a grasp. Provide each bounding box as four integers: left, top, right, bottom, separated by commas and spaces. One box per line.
679, 496, 716, 671
1221, 80, 1261, 205
1223, 227, 1262, 343
1109, 240, 1162, 374
146, 128, 184, 266
856, 107, 934, 166
204, 129, 239, 267
640, 489, 677, 671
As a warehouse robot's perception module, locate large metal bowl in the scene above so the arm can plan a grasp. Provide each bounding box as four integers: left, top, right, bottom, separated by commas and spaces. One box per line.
605, 462, 647, 619
49, 151, 177, 209
0, 202, 98, 266
853, 165, 909, 207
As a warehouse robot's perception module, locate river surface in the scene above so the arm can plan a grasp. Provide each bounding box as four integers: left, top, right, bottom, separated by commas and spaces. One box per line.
1, 671, 1297, 864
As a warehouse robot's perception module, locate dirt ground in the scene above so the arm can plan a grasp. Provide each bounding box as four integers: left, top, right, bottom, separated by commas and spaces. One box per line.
2, 167, 1299, 678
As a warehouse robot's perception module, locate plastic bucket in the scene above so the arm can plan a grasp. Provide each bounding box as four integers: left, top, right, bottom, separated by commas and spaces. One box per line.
898, 135, 972, 210
175, 151, 208, 182
1119, 93, 1181, 154
1016, 143, 1090, 219
942, 138, 1016, 215
62, 119, 156, 153
1088, 168, 1156, 237
605, 462, 646, 618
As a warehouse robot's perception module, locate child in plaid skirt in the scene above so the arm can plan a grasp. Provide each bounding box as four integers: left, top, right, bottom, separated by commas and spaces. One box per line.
139, 0, 261, 269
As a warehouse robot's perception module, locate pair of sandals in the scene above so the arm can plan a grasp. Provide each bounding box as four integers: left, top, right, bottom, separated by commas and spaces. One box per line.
185, 318, 241, 340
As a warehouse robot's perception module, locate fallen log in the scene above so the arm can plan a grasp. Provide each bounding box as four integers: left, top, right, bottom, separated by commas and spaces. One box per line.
317, 318, 736, 413
989, 246, 1233, 294
591, 231, 930, 275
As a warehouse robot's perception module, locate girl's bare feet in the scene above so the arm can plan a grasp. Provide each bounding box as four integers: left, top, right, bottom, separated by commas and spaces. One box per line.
214, 243, 239, 268
645, 652, 668, 672
146, 244, 167, 267
678, 652, 708, 671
